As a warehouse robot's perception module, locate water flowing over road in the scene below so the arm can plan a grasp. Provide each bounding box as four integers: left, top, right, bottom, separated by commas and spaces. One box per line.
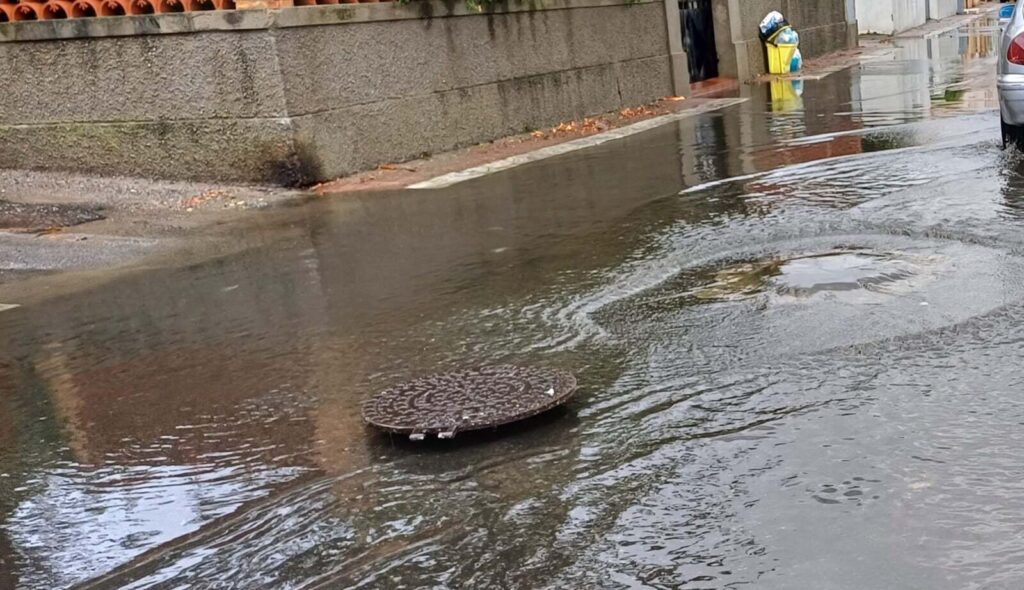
2, 18, 1022, 590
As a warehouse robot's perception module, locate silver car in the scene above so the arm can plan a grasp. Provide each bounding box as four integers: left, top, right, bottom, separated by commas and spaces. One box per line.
1000, 1, 1024, 147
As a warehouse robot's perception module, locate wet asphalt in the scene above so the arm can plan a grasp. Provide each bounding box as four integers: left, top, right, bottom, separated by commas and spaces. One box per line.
1, 16, 1022, 590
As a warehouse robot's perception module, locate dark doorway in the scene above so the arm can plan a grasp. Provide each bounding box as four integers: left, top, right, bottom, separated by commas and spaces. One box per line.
680, 0, 719, 82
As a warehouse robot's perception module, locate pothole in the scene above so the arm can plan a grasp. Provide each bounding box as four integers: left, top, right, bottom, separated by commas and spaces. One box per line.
0, 200, 105, 231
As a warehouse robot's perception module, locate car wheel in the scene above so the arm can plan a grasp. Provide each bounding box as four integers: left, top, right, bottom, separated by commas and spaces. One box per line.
1003, 117, 1024, 150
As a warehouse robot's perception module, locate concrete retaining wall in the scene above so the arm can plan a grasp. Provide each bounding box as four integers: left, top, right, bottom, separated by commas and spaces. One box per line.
856, 0, 926, 34
711, 0, 856, 80
0, 0, 680, 185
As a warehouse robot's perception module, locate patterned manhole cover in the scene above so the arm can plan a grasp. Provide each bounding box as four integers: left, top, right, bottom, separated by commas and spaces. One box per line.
362, 365, 577, 440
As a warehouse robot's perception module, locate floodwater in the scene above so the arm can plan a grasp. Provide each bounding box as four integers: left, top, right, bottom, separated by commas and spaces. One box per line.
2, 20, 1022, 590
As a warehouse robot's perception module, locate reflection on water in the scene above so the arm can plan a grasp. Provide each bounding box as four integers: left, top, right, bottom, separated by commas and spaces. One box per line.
769, 80, 804, 113
848, 18, 1000, 127
2, 17, 1024, 590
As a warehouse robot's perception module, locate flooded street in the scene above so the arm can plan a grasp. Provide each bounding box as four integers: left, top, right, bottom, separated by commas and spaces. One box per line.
4, 19, 1024, 590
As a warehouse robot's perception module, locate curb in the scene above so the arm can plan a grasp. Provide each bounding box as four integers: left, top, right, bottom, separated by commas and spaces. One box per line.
408, 98, 748, 189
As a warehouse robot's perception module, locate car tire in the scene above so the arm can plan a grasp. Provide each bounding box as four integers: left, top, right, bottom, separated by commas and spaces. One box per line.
1003, 117, 1024, 150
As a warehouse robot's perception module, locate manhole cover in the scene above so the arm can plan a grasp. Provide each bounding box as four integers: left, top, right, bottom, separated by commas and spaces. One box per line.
362, 365, 577, 440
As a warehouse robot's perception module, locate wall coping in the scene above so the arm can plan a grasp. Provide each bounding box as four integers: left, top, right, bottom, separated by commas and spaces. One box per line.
0, 0, 650, 43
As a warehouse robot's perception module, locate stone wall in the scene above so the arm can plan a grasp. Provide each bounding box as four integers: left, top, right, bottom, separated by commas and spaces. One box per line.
0, 0, 683, 185
711, 0, 856, 80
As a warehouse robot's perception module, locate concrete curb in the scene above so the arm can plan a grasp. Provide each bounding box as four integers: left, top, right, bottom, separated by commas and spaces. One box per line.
409, 97, 748, 189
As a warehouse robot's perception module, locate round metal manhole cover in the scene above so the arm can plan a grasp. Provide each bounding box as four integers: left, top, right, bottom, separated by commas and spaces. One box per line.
362, 365, 577, 440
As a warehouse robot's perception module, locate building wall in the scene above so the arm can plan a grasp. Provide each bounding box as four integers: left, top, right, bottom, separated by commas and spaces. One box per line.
928, 0, 957, 20
856, 0, 894, 34
894, 0, 927, 32
0, 0, 680, 185
712, 0, 856, 80
856, 0, 926, 35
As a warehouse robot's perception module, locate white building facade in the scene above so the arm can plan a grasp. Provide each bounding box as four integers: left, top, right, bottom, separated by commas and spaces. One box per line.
855, 0, 960, 35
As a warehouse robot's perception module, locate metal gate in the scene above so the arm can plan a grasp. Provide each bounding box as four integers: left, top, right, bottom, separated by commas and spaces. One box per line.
680, 0, 719, 82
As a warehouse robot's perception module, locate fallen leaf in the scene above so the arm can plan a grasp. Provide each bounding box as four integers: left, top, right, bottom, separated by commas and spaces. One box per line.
378, 164, 418, 172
